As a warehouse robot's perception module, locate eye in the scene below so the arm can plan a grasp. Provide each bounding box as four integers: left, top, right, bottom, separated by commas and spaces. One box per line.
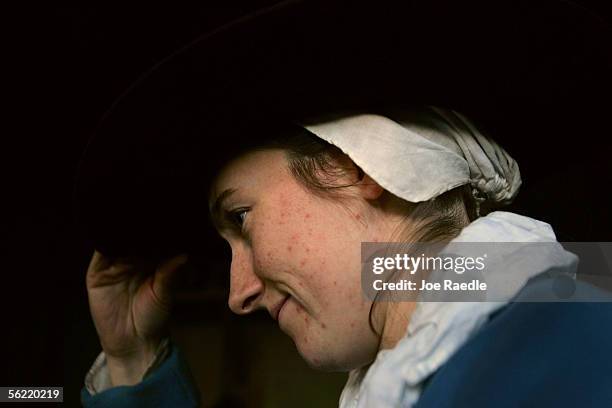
230, 208, 249, 229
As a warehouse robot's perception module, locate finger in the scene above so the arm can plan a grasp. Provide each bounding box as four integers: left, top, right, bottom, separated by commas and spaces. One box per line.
86, 250, 117, 288
152, 253, 189, 300
87, 250, 150, 288
87, 249, 113, 273
87, 250, 138, 272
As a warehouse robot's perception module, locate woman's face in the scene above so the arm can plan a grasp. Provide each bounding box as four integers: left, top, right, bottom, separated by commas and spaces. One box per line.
210, 149, 398, 371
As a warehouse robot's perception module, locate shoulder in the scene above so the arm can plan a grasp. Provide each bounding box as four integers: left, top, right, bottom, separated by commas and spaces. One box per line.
417, 277, 612, 408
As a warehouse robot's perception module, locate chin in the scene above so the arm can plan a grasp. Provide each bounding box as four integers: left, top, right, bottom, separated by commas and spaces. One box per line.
302, 353, 343, 372
295, 341, 354, 372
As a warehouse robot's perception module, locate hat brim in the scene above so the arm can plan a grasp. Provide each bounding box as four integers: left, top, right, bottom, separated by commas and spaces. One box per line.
75, 0, 612, 256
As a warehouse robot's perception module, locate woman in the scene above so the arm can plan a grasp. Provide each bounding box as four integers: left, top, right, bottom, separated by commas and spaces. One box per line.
75, 1, 612, 405
80, 106, 612, 407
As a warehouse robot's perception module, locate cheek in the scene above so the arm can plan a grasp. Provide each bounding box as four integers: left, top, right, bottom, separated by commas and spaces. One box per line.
251, 208, 323, 273
291, 295, 378, 370
324, 288, 371, 332
253, 191, 365, 307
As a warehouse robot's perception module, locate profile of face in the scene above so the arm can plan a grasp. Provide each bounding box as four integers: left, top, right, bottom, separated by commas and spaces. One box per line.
210, 148, 409, 371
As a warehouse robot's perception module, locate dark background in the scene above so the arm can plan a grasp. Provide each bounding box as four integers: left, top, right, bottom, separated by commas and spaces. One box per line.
5, 2, 349, 407
2, 1, 611, 407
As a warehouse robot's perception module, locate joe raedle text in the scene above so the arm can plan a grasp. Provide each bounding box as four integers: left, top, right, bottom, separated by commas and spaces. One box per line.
372, 279, 487, 291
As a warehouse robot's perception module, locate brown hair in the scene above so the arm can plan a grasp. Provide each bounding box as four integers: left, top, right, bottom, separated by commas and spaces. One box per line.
264, 126, 478, 233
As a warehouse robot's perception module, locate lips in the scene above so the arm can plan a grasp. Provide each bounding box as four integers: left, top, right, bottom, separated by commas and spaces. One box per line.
270, 295, 290, 321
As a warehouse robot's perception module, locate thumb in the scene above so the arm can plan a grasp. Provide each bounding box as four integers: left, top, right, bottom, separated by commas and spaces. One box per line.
152, 253, 189, 304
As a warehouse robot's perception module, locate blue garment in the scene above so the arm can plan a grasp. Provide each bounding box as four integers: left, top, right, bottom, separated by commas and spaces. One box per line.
80, 342, 200, 407
415, 277, 612, 408
81, 275, 612, 407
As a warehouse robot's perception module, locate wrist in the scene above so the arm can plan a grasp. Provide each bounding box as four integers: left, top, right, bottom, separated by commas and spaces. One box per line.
105, 341, 161, 386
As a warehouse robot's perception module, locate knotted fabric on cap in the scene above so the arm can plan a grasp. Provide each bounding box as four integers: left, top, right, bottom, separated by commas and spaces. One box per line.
302, 106, 522, 216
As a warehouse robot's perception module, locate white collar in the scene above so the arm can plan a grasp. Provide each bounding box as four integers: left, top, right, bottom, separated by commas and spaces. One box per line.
340, 211, 578, 408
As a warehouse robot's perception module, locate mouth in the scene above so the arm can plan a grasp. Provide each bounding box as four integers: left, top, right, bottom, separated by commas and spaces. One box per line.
270, 295, 290, 321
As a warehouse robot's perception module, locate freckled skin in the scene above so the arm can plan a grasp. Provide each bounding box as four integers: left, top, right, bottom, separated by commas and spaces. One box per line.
212, 149, 402, 371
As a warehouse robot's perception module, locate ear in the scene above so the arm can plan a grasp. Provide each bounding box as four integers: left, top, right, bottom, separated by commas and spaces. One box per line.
355, 172, 385, 200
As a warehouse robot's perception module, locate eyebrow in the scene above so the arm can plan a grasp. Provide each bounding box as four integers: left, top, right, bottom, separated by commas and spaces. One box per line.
209, 188, 237, 229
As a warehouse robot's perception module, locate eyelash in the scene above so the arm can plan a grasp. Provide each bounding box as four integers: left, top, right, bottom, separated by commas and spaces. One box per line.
228, 208, 249, 230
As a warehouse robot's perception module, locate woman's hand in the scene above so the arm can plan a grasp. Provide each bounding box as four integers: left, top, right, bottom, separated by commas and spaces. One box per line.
85, 250, 188, 386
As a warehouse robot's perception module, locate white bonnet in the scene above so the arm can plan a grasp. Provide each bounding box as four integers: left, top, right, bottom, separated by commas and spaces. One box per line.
302, 106, 522, 216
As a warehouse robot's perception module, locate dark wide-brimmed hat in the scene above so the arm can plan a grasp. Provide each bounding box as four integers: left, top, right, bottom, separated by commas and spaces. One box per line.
75, 0, 611, 257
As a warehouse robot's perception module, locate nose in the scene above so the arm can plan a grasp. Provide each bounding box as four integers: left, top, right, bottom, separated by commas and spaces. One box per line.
227, 245, 264, 315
